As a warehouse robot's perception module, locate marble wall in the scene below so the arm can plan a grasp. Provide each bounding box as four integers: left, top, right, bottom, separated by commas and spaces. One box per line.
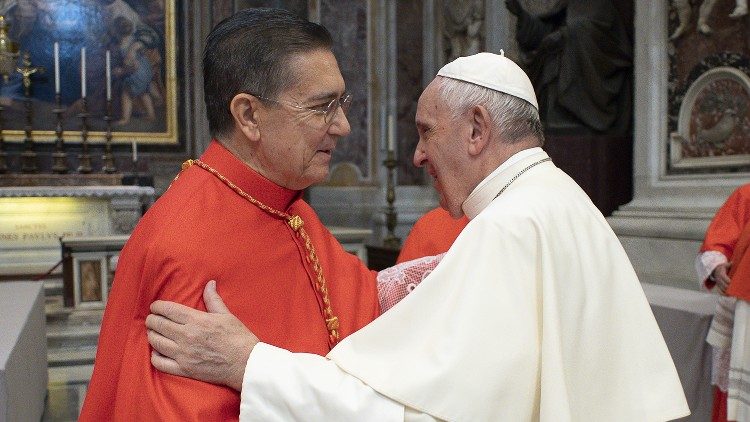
396, 0, 425, 185
668, 0, 750, 175
608, 0, 749, 290
321, 0, 372, 182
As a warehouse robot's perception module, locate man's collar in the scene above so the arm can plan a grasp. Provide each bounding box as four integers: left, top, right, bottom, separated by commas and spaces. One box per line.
462, 147, 547, 219
199, 140, 301, 211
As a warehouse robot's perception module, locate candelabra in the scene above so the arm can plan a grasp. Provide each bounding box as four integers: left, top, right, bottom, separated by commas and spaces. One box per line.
131, 156, 139, 186
51, 93, 68, 173
0, 106, 6, 173
77, 97, 92, 173
382, 149, 400, 248
101, 99, 116, 173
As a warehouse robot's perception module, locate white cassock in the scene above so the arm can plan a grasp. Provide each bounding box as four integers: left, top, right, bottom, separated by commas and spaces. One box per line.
239, 148, 690, 422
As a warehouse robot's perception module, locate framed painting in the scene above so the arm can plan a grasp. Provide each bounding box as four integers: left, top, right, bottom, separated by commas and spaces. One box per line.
0, 0, 178, 145
72, 252, 109, 309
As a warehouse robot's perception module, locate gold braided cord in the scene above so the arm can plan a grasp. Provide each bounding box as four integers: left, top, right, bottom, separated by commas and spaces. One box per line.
180, 159, 340, 347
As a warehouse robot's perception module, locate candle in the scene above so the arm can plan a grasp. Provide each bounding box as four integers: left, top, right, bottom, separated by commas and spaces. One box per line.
387, 114, 396, 151
80, 47, 86, 98
53, 42, 60, 94
132, 141, 138, 162
105, 50, 111, 101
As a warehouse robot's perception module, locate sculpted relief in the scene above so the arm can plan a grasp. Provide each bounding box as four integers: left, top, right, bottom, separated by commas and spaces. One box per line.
442, 0, 484, 62
668, 0, 750, 173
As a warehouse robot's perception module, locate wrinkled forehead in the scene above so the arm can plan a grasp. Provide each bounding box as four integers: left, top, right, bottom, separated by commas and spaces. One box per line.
416, 77, 444, 120
283, 49, 345, 96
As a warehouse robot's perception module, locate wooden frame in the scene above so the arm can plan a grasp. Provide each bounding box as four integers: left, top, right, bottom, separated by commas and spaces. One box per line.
71, 252, 109, 309
0, 0, 178, 145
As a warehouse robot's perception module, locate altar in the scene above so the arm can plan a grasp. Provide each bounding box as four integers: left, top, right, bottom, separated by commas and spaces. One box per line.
0, 185, 154, 276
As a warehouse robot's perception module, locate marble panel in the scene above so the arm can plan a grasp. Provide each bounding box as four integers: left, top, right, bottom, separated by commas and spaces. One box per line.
667, 0, 750, 175
321, 0, 370, 181
0, 186, 153, 275
396, 0, 425, 185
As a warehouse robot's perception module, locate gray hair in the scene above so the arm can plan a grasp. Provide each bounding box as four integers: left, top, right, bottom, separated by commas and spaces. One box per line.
437, 77, 545, 145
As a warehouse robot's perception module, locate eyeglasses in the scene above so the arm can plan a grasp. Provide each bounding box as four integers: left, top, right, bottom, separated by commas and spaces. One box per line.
252, 92, 353, 124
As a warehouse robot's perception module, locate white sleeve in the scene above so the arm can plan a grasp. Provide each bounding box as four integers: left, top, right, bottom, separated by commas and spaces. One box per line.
695, 250, 728, 289
239, 343, 405, 422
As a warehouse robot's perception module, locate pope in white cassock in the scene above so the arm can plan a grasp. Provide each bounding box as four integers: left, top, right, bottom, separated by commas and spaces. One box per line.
146, 52, 691, 421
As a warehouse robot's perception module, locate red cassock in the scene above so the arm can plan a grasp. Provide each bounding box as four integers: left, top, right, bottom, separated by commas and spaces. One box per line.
396, 207, 469, 263
80, 141, 380, 421
700, 184, 750, 422
701, 184, 750, 295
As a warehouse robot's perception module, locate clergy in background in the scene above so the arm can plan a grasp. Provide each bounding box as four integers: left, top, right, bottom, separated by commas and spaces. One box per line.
147, 52, 690, 421
697, 183, 750, 422
80, 8, 380, 421
396, 207, 468, 263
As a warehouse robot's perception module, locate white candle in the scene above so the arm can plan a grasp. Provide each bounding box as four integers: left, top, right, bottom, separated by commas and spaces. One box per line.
53, 42, 60, 94
80, 47, 86, 98
105, 50, 111, 101
132, 141, 138, 162
387, 114, 396, 151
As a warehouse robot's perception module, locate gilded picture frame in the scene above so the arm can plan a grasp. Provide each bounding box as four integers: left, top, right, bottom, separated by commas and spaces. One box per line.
0, 0, 178, 145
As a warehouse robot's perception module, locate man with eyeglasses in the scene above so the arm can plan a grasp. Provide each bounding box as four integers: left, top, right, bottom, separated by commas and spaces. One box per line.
144, 52, 690, 420
80, 8, 382, 421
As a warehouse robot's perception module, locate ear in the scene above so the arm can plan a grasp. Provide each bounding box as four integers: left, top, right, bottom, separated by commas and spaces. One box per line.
467, 105, 491, 156
229, 93, 262, 142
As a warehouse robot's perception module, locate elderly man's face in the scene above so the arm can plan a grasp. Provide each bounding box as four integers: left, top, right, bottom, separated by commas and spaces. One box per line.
254, 49, 351, 190
413, 78, 472, 217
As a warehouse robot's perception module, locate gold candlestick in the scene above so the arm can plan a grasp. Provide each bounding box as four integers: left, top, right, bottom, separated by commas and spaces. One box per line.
0, 16, 19, 83
382, 149, 400, 248
77, 97, 92, 173
101, 99, 116, 173
0, 105, 6, 173
51, 93, 68, 173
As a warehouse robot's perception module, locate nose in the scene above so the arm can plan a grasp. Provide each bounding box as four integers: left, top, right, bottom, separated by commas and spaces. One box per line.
328, 107, 351, 137
413, 140, 427, 168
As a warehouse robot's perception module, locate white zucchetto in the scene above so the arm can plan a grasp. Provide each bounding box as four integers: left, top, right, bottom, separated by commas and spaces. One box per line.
437, 51, 539, 110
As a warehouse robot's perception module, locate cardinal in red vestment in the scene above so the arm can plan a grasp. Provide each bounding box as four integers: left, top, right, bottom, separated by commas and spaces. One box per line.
699, 184, 750, 422
80, 9, 379, 421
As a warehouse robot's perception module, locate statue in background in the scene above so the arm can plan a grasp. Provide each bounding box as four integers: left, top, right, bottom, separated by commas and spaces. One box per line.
443, 0, 484, 61
506, 0, 632, 136
671, 0, 748, 40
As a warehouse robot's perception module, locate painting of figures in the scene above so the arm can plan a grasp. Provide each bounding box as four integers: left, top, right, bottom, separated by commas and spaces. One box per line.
0, 0, 177, 144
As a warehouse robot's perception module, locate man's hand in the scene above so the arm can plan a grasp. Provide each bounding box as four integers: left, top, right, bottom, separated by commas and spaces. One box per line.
712, 262, 732, 294
145, 280, 258, 391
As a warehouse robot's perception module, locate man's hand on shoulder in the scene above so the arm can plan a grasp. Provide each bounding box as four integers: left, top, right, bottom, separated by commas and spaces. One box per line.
146, 280, 258, 391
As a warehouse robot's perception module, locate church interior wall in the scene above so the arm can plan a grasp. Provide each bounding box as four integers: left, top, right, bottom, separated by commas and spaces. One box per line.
0, 0, 720, 282
2, 1, 744, 419
609, 0, 750, 291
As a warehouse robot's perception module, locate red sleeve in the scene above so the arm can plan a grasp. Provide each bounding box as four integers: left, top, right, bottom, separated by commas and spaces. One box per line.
80, 232, 242, 421
701, 186, 750, 260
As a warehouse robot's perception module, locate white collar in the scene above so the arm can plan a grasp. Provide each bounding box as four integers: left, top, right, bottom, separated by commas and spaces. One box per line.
462, 147, 548, 219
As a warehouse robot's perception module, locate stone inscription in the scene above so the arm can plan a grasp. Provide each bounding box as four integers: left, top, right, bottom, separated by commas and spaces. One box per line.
0, 223, 85, 242
0, 198, 112, 249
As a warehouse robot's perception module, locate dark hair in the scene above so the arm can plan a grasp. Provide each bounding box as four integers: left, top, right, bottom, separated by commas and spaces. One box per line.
203, 8, 333, 138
